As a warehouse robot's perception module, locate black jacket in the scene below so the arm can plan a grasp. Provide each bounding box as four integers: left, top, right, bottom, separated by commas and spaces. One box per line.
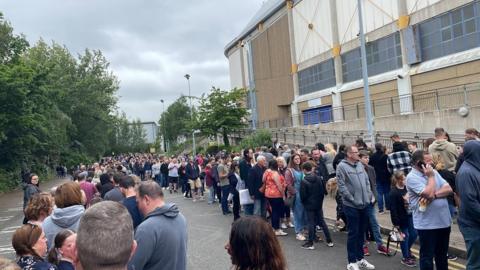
239, 159, 252, 181
300, 173, 325, 211
369, 151, 391, 185
228, 172, 238, 194
333, 152, 346, 171
389, 186, 409, 228
316, 159, 329, 195
186, 163, 200, 180
246, 165, 265, 198
160, 163, 169, 175
456, 140, 480, 228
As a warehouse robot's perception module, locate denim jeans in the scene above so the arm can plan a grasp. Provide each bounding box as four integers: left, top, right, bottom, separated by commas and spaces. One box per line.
459, 225, 480, 270
448, 203, 457, 218
253, 198, 266, 218
344, 205, 368, 263
417, 227, 450, 270
268, 197, 284, 230
244, 203, 254, 215
376, 182, 391, 212
306, 209, 332, 243
221, 185, 230, 214
400, 215, 417, 259
207, 186, 215, 204
293, 192, 307, 234
366, 203, 383, 247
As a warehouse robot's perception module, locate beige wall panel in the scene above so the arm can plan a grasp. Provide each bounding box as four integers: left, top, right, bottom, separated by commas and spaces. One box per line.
252, 15, 294, 122
412, 61, 480, 94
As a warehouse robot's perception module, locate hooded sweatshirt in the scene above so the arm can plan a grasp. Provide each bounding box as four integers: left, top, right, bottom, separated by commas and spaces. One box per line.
456, 140, 480, 228
336, 159, 373, 209
300, 172, 325, 211
42, 205, 85, 250
428, 140, 458, 171
129, 203, 187, 270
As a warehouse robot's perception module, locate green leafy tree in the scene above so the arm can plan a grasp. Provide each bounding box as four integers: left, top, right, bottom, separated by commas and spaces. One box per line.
195, 87, 248, 146
158, 96, 191, 147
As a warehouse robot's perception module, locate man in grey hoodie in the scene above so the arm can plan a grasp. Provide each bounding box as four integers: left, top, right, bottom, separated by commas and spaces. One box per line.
336, 146, 375, 270
129, 180, 187, 270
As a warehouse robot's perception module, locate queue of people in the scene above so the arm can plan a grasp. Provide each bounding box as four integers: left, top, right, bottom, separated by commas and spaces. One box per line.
7, 126, 480, 270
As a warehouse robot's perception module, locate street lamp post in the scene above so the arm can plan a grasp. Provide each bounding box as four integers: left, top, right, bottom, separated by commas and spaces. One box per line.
184, 74, 196, 158
160, 99, 167, 152
357, 0, 376, 145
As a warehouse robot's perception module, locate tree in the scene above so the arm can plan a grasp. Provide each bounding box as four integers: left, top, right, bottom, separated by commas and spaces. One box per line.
195, 87, 248, 146
158, 96, 191, 147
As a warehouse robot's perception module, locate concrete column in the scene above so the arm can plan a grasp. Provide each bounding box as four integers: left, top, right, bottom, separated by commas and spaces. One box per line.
397, 0, 414, 114
286, 0, 300, 127
329, 0, 344, 121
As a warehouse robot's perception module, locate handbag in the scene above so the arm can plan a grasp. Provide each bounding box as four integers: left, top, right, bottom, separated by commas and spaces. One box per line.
239, 189, 254, 205
386, 227, 404, 257
284, 195, 295, 207
195, 178, 202, 189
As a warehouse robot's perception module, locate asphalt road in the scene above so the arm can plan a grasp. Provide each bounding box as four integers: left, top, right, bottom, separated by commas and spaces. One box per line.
0, 178, 467, 270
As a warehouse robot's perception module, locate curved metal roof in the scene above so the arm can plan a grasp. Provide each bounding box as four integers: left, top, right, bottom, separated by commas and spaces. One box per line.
224, 0, 286, 57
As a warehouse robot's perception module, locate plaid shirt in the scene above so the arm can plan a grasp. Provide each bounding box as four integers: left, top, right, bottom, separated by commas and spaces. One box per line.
387, 151, 412, 175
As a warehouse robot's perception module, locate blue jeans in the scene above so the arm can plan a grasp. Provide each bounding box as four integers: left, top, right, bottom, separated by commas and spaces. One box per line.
366, 203, 383, 247
253, 198, 266, 218
448, 203, 457, 218
221, 186, 230, 214
293, 193, 307, 234
400, 215, 417, 259
376, 182, 390, 212
244, 203, 254, 215
344, 205, 368, 263
207, 186, 215, 204
459, 225, 480, 270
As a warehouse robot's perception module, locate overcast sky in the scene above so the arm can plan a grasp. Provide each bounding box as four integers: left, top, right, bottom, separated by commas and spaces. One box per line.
1, 0, 262, 122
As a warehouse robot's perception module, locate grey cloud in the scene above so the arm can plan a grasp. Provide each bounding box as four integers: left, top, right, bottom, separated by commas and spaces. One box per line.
1, 0, 261, 120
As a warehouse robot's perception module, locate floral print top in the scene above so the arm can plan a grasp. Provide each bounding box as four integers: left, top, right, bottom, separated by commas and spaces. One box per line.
16, 256, 57, 270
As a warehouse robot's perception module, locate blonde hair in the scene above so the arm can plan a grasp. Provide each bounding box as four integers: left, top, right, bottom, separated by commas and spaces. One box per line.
391, 171, 405, 187
276, 156, 286, 167
325, 143, 337, 156
431, 153, 445, 171
326, 177, 338, 198
0, 257, 20, 270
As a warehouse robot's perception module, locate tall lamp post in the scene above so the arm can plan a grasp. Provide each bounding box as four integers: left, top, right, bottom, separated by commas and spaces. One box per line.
160, 99, 167, 152
357, 0, 376, 145
184, 74, 196, 158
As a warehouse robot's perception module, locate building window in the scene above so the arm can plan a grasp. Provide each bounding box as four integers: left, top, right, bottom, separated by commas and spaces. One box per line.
419, 2, 480, 61
298, 59, 336, 95
302, 106, 333, 125
341, 32, 402, 83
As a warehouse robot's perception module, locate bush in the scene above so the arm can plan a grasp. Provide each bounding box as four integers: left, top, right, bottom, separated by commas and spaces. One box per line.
240, 129, 272, 149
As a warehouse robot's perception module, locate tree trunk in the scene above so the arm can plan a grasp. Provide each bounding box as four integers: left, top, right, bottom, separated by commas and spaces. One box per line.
222, 128, 230, 147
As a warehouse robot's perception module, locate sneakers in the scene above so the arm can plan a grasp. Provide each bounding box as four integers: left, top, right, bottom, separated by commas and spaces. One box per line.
301, 241, 315, 250
296, 233, 306, 241
401, 258, 417, 267
447, 254, 458, 261
347, 263, 360, 270
327, 242, 334, 247
378, 210, 385, 215
363, 246, 370, 256
280, 223, 288, 229
357, 259, 375, 269
287, 221, 295, 228
275, 229, 288, 236
377, 245, 390, 256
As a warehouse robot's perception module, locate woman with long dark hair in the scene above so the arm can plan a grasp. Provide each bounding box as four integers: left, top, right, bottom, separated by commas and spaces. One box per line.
226, 216, 287, 270
47, 230, 76, 270
285, 153, 307, 241
228, 161, 241, 221
23, 173, 41, 224
264, 159, 287, 236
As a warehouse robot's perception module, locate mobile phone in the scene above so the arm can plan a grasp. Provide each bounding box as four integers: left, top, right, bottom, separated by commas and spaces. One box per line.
417, 161, 426, 168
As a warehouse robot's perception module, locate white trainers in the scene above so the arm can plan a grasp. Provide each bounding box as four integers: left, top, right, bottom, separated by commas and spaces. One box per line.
280, 223, 288, 229
275, 229, 288, 236
287, 222, 294, 228
357, 259, 375, 269
347, 263, 360, 270
296, 233, 306, 241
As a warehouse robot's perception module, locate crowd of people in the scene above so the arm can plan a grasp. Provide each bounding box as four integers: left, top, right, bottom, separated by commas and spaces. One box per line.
6, 127, 480, 270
